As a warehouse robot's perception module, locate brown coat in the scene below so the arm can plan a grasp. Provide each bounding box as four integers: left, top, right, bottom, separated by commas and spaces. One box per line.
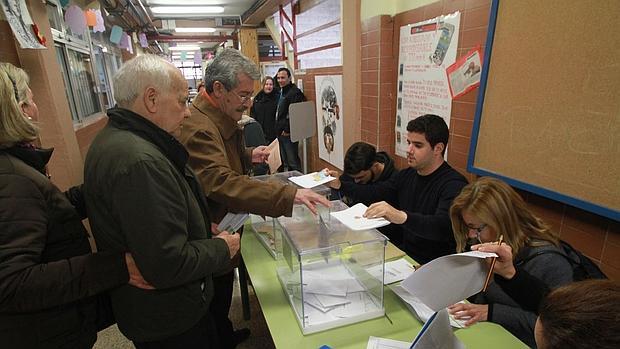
179, 93, 296, 223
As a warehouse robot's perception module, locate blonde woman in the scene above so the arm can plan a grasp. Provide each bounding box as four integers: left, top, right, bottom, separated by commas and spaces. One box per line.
0, 62, 149, 348
447, 177, 574, 348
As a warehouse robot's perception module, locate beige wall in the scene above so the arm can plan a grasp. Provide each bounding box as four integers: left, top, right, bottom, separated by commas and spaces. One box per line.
361, 0, 437, 20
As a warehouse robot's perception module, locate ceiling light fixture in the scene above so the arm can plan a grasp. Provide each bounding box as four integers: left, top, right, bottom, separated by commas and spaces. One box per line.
175, 27, 217, 33
151, 6, 225, 14
168, 45, 200, 51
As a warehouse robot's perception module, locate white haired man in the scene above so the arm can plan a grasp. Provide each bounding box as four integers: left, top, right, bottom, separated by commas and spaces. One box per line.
83, 55, 239, 348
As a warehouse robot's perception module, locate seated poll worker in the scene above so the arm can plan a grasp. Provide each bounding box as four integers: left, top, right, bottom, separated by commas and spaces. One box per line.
326, 114, 468, 264
333, 142, 402, 244
468, 243, 620, 349
83, 55, 238, 348
448, 177, 575, 347
178, 48, 329, 349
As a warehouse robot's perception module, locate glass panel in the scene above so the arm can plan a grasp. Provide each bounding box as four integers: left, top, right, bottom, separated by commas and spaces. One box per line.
46, 2, 62, 31
92, 46, 113, 110
53, 44, 78, 121
66, 49, 101, 119
296, 0, 340, 34
297, 24, 340, 53
298, 46, 341, 69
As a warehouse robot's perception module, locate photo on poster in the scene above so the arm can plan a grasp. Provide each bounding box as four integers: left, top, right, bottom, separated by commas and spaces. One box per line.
315, 75, 344, 169
0, 0, 45, 49
446, 46, 483, 99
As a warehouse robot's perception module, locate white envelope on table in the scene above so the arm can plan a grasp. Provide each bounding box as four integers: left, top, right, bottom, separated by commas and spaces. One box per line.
330, 203, 391, 231
288, 171, 335, 188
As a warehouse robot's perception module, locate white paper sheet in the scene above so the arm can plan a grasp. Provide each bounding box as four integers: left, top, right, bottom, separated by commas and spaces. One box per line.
411, 309, 465, 349
366, 336, 411, 349
265, 138, 282, 174
367, 258, 416, 285
402, 251, 497, 312
330, 203, 391, 231
389, 283, 466, 328
314, 293, 351, 308
288, 171, 336, 188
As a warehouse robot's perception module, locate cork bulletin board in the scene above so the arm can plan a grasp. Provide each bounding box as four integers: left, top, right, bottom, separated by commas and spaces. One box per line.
468, 0, 619, 220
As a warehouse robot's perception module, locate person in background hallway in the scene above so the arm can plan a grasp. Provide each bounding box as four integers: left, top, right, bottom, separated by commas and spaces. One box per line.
470, 242, 620, 349
275, 67, 305, 171
178, 48, 329, 349
83, 55, 238, 349
326, 114, 468, 264
448, 177, 575, 347
251, 76, 278, 145
0, 62, 150, 349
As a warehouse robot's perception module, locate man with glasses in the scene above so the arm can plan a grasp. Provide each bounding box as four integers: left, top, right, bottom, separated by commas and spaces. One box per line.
178, 48, 329, 348
275, 67, 306, 171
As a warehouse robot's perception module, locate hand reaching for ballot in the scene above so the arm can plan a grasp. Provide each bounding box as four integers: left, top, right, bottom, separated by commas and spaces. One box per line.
215, 231, 241, 258
125, 253, 155, 290
294, 188, 331, 215
471, 242, 516, 280
448, 303, 488, 327
364, 201, 407, 224
322, 168, 341, 189
252, 146, 270, 164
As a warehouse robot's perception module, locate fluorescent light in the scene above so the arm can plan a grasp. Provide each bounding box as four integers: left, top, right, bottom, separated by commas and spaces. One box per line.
151, 6, 225, 14
175, 27, 217, 33
169, 45, 200, 51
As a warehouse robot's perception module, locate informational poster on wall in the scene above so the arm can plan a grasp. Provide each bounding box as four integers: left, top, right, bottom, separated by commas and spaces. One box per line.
315, 75, 344, 169
395, 12, 460, 158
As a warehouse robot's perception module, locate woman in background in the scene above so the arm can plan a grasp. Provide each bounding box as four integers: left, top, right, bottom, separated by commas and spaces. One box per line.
0, 62, 150, 348
250, 76, 278, 145
447, 177, 574, 348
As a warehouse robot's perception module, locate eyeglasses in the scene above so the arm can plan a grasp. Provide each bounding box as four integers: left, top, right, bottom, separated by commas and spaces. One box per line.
466, 223, 487, 244
228, 89, 253, 104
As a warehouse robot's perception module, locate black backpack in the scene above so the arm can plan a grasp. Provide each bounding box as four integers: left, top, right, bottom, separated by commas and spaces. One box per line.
516, 240, 607, 281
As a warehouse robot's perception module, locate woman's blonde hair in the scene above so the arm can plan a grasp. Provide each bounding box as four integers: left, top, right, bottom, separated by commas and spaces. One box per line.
450, 177, 558, 256
0, 62, 38, 148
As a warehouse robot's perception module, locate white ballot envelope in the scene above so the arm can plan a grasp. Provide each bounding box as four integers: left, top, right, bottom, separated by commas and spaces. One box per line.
330, 203, 391, 231
411, 309, 465, 349
266, 138, 281, 174
401, 251, 497, 312
288, 171, 336, 188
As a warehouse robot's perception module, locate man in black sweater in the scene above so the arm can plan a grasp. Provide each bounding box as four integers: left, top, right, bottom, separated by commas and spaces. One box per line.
327, 114, 467, 264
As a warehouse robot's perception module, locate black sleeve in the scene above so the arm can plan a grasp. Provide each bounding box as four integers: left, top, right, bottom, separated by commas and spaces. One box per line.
0, 177, 129, 312
65, 184, 87, 219
339, 171, 399, 206
494, 268, 551, 314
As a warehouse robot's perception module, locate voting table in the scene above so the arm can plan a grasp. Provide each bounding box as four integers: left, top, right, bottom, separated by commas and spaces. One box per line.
241, 230, 528, 349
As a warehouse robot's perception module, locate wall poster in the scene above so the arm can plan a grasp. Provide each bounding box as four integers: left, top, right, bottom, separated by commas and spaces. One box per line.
395, 12, 460, 158
315, 75, 344, 169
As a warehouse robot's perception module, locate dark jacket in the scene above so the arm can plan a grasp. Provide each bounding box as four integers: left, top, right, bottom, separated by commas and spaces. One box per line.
251, 89, 278, 143
275, 83, 306, 135
0, 146, 128, 349
479, 242, 574, 348
83, 108, 231, 342
339, 162, 468, 264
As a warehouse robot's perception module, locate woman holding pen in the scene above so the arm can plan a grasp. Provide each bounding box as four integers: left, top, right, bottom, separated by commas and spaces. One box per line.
446, 177, 575, 347
471, 242, 620, 349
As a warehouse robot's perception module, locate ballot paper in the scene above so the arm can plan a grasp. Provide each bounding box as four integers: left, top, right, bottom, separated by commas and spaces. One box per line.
411, 309, 465, 349
401, 251, 497, 312
366, 336, 411, 349
389, 283, 466, 328
288, 171, 336, 188
366, 258, 416, 285
217, 212, 249, 232
266, 138, 282, 174
330, 203, 391, 231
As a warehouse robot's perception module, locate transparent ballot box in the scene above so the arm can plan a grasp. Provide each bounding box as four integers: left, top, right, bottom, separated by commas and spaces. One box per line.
249, 171, 332, 258
275, 200, 387, 334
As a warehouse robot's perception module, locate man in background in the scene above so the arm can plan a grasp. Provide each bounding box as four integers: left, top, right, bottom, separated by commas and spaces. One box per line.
275, 67, 306, 171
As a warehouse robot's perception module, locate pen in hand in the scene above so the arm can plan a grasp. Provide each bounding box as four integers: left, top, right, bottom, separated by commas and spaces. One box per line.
482, 234, 503, 292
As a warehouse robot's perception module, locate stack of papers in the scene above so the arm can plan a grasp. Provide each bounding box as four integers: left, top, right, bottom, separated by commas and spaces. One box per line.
217, 212, 249, 232
366, 258, 416, 285
330, 203, 391, 231
288, 171, 336, 188
401, 250, 497, 312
